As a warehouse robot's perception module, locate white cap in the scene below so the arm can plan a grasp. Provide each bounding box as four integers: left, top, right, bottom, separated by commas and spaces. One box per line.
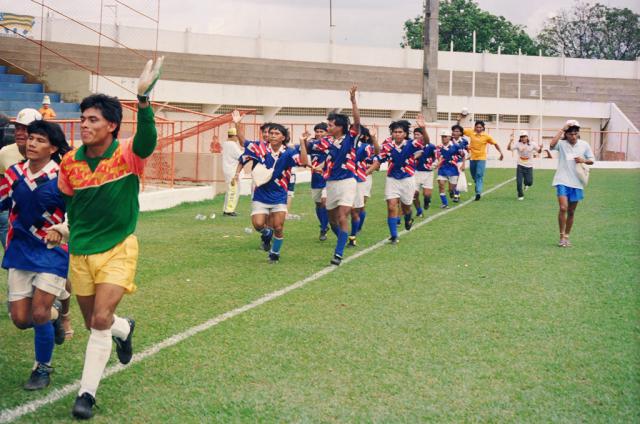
518, 130, 529, 138
461, 107, 469, 116
12, 108, 42, 126
566, 119, 580, 128
440, 129, 452, 137
42, 95, 51, 105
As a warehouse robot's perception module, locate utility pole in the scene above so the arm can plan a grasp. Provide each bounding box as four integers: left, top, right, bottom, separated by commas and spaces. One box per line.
422, 0, 439, 122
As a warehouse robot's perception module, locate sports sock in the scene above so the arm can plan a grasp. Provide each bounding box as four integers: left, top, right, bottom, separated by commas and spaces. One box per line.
34, 322, 54, 365
387, 217, 398, 238
261, 227, 273, 241
335, 230, 348, 257
358, 210, 366, 232
416, 207, 423, 216
404, 212, 413, 224
271, 237, 283, 255
110, 315, 130, 340
440, 193, 448, 206
78, 328, 112, 397
454, 189, 459, 196
424, 195, 431, 209
350, 218, 360, 236
316, 207, 329, 231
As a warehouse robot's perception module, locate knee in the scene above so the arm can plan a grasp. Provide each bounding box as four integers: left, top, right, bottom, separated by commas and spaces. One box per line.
90, 310, 113, 330
31, 306, 51, 325
273, 224, 284, 235
559, 204, 568, 213
12, 314, 32, 329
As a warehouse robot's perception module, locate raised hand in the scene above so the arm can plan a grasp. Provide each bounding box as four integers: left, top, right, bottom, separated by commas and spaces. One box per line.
231, 109, 242, 124
349, 84, 358, 102
137, 56, 164, 96
416, 113, 426, 128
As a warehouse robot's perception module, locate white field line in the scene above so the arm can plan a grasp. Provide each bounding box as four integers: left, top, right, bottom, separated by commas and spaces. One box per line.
0, 177, 515, 423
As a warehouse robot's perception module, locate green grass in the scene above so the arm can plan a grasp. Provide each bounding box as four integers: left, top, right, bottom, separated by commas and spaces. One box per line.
0, 168, 638, 422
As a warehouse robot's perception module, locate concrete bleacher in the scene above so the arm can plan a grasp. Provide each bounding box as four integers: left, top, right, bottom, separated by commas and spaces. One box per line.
1, 36, 638, 126
0, 63, 80, 119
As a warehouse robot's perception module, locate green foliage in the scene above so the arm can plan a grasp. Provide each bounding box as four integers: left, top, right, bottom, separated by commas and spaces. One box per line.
402, 0, 540, 55
537, 2, 640, 60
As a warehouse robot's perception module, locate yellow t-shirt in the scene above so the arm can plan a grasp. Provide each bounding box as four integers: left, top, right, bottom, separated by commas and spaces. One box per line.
39, 107, 57, 120
0, 143, 25, 174
464, 128, 497, 160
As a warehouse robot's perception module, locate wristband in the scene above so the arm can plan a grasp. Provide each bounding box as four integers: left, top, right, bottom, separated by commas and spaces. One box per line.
137, 94, 150, 103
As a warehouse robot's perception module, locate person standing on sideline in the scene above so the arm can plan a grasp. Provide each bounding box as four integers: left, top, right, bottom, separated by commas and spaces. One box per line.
1, 120, 70, 390
221, 112, 245, 216
457, 111, 504, 200
52, 57, 164, 419
550, 120, 594, 247
507, 130, 542, 200
38, 96, 57, 120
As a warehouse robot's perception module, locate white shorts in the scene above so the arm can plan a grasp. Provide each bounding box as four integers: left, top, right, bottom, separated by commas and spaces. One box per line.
311, 188, 327, 203
353, 180, 368, 209
8, 268, 67, 302
385, 176, 415, 205
437, 175, 459, 184
361, 175, 373, 198
251, 201, 288, 216
326, 178, 357, 210
414, 170, 434, 190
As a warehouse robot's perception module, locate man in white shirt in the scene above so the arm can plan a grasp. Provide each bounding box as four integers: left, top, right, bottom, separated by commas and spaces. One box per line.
507, 130, 542, 200
549, 120, 595, 247
221, 127, 244, 216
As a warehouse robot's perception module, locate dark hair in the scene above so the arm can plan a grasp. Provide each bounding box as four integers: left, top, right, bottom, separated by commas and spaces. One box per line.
80, 94, 122, 139
327, 112, 350, 135
260, 123, 272, 132
359, 126, 371, 143
313, 122, 328, 132
566, 125, 580, 133
268, 123, 290, 144
413, 127, 425, 137
474, 120, 485, 129
451, 124, 464, 133
389, 120, 410, 136
27, 120, 71, 163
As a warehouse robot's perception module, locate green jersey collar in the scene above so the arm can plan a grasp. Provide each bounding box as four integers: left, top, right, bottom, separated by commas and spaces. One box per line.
75, 139, 120, 161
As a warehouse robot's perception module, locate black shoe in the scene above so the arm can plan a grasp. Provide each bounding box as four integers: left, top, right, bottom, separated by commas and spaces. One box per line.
453, 195, 460, 203
52, 300, 65, 346
475, 194, 481, 201
440, 204, 448, 209
319, 229, 328, 241
113, 318, 135, 365
24, 363, 52, 391
404, 218, 414, 231
223, 212, 238, 217
347, 236, 357, 247
388, 236, 399, 245
72, 392, 96, 420
330, 255, 342, 266
268, 252, 280, 263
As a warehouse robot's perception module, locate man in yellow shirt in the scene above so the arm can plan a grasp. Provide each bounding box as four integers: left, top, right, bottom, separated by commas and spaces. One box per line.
458, 113, 504, 200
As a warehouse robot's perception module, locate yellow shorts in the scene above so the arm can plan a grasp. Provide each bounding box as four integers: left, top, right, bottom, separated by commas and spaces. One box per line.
69, 235, 139, 296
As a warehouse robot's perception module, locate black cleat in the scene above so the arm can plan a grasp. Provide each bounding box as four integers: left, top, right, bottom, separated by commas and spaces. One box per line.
52, 300, 65, 346
347, 236, 357, 247
24, 363, 52, 391
72, 392, 96, 420
404, 218, 414, 231
388, 236, 399, 245
319, 229, 328, 241
475, 194, 481, 201
268, 252, 280, 263
113, 318, 135, 365
453, 195, 460, 203
223, 212, 238, 217
330, 255, 342, 266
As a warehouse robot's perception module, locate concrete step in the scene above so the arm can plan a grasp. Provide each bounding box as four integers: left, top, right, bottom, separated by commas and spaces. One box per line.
0, 110, 80, 120
0, 91, 61, 102
0, 82, 43, 92
0, 74, 25, 83
0, 100, 79, 111
0, 65, 7, 74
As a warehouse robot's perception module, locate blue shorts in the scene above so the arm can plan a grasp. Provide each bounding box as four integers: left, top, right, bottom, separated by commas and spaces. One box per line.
556, 185, 584, 202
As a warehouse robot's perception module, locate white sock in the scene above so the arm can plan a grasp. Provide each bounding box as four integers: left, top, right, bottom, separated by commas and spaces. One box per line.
110, 315, 130, 340
78, 328, 112, 397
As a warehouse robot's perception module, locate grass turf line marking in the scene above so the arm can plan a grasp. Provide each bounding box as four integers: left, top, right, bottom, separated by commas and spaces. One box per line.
0, 177, 514, 423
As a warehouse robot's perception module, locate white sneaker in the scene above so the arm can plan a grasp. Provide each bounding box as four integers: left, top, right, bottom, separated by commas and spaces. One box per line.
518, 196, 524, 201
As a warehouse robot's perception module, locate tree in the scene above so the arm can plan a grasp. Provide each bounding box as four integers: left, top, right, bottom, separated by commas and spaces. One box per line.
401, 0, 539, 55
537, 2, 640, 60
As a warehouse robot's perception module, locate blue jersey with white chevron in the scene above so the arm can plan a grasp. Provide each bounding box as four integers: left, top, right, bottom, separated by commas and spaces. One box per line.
308, 139, 328, 189
436, 142, 463, 177
375, 138, 424, 180
416, 143, 437, 171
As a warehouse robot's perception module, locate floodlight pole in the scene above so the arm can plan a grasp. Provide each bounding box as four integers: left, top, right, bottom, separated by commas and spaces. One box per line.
422, 0, 439, 122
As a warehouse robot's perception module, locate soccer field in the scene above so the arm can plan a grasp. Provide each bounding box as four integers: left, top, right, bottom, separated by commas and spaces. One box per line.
0, 168, 638, 422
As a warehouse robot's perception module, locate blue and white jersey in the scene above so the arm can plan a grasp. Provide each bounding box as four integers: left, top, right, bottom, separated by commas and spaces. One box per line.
375, 137, 424, 180
0, 160, 68, 278
240, 141, 302, 205
435, 142, 463, 177
416, 143, 437, 172
354, 142, 375, 183
315, 127, 360, 181
308, 139, 328, 189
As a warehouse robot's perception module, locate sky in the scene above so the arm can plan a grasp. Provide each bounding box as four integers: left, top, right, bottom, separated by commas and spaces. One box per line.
3, 0, 640, 48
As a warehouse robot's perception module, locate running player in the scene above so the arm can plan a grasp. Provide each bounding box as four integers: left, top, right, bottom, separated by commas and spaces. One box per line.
303, 123, 330, 241
53, 57, 164, 419
1, 120, 70, 390
435, 129, 464, 208
507, 130, 542, 200
550, 120, 594, 247
367, 120, 424, 244
313, 85, 361, 265
233, 124, 308, 262
348, 126, 379, 247
412, 115, 435, 217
